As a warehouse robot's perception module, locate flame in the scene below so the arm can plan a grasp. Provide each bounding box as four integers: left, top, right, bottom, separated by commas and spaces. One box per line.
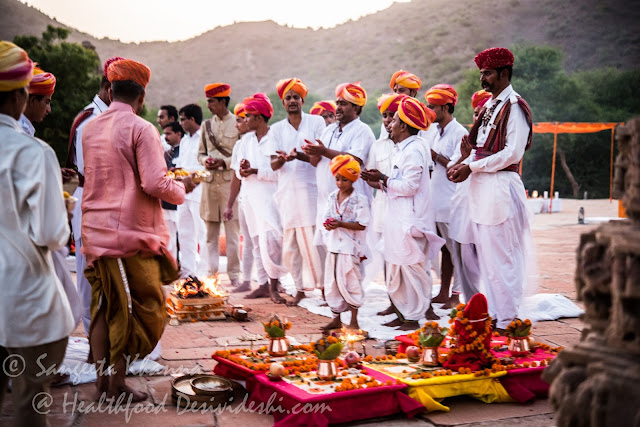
340, 327, 364, 343
171, 274, 227, 299
202, 275, 226, 297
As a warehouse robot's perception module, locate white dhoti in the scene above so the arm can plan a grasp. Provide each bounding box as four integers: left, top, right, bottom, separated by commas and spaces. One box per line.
51, 247, 82, 328
436, 221, 463, 294
238, 206, 255, 282
258, 228, 287, 280
162, 208, 178, 262
283, 226, 324, 291
324, 253, 364, 314
177, 199, 209, 276
386, 260, 433, 321
458, 243, 482, 303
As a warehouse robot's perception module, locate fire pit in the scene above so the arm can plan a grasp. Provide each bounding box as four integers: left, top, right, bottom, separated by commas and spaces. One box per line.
166, 275, 229, 325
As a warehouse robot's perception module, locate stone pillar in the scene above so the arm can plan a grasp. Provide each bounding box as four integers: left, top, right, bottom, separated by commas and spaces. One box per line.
542, 118, 640, 426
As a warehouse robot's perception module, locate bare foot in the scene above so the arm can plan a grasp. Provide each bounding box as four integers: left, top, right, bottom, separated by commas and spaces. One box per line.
245, 283, 269, 299
269, 281, 286, 304
425, 306, 440, 320
431, 292, 450, 304
286, 291, 305, 307
234, 281, 251, 292
382, 318, 404, 328
277, 281, 286, 293
107, 385, 148, 403
397, 321, 420, 331
442, 294, 460, 309
345, 321, 360, 330
322, 317, 342, 331
377, 305, 394, 316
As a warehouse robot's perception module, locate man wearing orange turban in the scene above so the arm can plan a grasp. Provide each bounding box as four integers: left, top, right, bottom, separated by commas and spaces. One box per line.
379, 69, 424, 140
362, 96, 444, 329
236, 93, 288, 303
67, 56, 121, 337
18, 66, 56, 136
198, 82, 241, 291
0, 40, 75, 427
270, 78, 326, 306
82, 57, 194, 401
424, 84, 469, 308
322, 154, 370, 331
448, 47, 535, 330
309, 100, 336, 126
302, 81, 375, 254
471, 89, 491, 119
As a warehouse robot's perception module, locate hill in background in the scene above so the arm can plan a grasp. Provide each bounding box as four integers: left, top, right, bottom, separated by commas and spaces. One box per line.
1, 0, 639, 107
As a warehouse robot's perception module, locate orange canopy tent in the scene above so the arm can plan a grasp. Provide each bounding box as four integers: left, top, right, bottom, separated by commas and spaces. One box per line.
530, 122, 622, 212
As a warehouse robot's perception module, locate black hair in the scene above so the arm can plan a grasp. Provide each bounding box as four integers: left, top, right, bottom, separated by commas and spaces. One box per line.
179, 103, 203, 125
495, 65, 513, 81
28, 94, 45, 102
447, 103, 455, 114
100, 75, 110, 88
261, 114, 270, 123
0, 90, 12, 106
163, 121, 184, 136
111, 80, 145, 102
354, 104, 363, 116
220, 96, 230, 107
160, 105, 178, 121
407, 125, 420, 136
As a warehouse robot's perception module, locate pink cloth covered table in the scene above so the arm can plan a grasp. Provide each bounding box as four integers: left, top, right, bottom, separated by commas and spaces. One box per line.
213, 356, 424, 426
394, 334, 554, 404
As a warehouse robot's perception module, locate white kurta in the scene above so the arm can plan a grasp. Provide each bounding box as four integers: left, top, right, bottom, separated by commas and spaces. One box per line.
314, 118, 375, 246
366, 137, 394, 234
236, 130, 287, 279
465, 84, 536, 328
379, 135, 444, 321
322, 189, 370, 313
0, 114, 75, 347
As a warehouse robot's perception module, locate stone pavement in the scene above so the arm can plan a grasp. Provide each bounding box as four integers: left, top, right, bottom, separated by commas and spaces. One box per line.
0, 199, 619, 426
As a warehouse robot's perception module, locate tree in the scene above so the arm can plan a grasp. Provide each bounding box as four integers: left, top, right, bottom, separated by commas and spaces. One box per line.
14, 25, 101, 165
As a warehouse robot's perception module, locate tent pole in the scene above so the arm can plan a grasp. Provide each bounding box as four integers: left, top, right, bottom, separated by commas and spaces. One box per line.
549, 127, 558, 214
610, 127, 615, 202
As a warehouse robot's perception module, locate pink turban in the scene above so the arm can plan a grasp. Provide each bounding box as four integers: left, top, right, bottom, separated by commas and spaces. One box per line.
244, 93, 274, 119
425, 84, 458, 106
28, 66, 56, 96
398, 97, 436, 131
377, 93, 406, 114
310, 101, 336, 115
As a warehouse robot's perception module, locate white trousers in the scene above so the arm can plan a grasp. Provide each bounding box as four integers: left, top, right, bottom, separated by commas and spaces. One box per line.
239, 207, 254, 282
205, 219, 240, 280
283, 226, 324, 291
249, 234, 269, 284
75, 237, 92, 336
324, 253, 364, 313
258, 228, 287, 280
436, 221, 463, 294
177, 199, 208, 276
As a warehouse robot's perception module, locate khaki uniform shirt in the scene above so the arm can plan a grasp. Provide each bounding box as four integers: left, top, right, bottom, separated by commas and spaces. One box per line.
198, 112, 239, 221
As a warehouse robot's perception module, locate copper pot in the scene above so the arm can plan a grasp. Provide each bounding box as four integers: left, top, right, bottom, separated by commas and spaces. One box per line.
317, 359, 337, 381
268, 337, 288, 357
420, 347, 439, 367
508, 337, 531, 357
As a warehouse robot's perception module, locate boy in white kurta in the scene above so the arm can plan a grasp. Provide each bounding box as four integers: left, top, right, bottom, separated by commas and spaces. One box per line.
322, 155, 371, 331
362, 97, 444, 331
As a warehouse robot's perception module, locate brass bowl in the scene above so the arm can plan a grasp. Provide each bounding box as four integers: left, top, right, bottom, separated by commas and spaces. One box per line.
171, 374, 242, 409
190, 375, 233, 396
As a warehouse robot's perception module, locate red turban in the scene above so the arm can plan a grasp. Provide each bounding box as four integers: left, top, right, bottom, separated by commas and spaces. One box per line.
310, 101, 336, 115
330, 154, 360, 182
471, 90, 492, 109
276, 77, 308, 100
103, 56, 125, 78
244, 93, 273, 119
28, 66, 56, 96
233, 102, 245, 118
474, 47, 514, 70
398, 97, 435, 131
377, 93, 406, 114
335, 82, 367, 107
425, 84, 457, 106
106, 59, 151, 88
0, 41, 34, 92
389, 70, 422, 91
204, 82, 231, 98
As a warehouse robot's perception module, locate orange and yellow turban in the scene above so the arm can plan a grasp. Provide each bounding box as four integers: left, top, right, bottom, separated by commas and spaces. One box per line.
106, 58, 151, 88
0, 41, 34, 92
103, 56, 124, 77
276, 77, 308, 100
377, 93, 406, 114
205, 82, 231, 98
398, 97, 435, 131
389, 70, 422, 91
244, 93, 274, 119
474, 47, 514, 69
28, 66, 56, 96
425, 84, 457, 106
233, 102, 245, 118
330, 154, 361, 182
310, 100, 336, 116
335, 82, 367, 107
471, 90, 492, 109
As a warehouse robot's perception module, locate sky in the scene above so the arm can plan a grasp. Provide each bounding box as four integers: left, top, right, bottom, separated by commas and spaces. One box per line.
19, 0, 410, 43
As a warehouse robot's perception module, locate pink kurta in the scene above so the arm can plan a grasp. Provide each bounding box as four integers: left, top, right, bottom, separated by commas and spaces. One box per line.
81, 101, 186, 265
